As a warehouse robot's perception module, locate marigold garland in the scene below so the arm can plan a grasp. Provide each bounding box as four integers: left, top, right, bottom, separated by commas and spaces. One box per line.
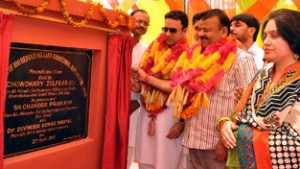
12, 0, 49, 15
167, 37, 237, 120
98, 3, 132, 29
140, 33, 188, 120
59, 0, 96, 28
11, 0, 132, 29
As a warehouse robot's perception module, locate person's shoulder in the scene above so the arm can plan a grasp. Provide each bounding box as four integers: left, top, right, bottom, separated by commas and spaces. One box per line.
235, 48, 257, 68
139, 40, 148, 47
236, 48, 253, 59
250, 42, 262, 49
140, 41, 147, 48
249, 42, 264, 56
135, 41, 147, 50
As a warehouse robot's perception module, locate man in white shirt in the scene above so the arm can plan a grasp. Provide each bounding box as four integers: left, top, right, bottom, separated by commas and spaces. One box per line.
230, 13, 264, 69
128, 9, 150, 169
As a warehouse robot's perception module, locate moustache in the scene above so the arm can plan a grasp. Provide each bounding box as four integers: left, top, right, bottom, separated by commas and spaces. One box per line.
230, 32, 237, 36
136, 27, 145, 31
200, 36, 208, 40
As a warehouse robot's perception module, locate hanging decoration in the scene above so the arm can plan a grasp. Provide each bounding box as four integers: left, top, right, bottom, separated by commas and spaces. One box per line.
12, 0, 49, 15
59, 0, 96, 27
10, 0, 132, 29
98, 3, 132, 29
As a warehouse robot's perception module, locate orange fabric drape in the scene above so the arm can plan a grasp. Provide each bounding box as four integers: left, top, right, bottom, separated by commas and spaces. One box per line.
0, 12, 15, 169
188, 0, 236, 20
165, 0, 184, 10
293, 0, 300, 9
213, 0, 236, 18
101, 34, 133, 169
244, 0, 277, 21
189, 0, 211, 12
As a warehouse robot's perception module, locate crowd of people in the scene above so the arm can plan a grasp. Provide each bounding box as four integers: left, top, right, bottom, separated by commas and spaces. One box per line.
128, 7, 300, 169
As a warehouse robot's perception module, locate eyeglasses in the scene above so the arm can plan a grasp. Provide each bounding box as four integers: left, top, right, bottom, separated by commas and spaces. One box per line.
136, 19, 150, 26
161, 27, 178, 34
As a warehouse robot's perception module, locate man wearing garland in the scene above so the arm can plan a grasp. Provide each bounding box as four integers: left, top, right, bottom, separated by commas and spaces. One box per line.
168, 9, 257, 169
131, 10, 189, 169
128, 9, 150, 169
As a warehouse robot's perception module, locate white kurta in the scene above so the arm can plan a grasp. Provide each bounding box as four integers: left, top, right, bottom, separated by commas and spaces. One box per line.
248, 42, 264, 69
135, 105, 184, 169
129, 41, 147, 148
128, 41, 148, 168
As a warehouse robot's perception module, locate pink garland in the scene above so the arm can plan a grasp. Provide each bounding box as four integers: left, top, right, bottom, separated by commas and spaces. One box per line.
141, 33, 187, 76
140, 33, 188, 115
171, 38, 237, 93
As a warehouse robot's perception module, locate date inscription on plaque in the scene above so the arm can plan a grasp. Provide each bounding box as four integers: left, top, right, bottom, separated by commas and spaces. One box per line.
5, 43, 91, 157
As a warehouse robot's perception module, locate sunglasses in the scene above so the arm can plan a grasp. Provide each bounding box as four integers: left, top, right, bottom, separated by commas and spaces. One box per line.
161, 27, 178, 33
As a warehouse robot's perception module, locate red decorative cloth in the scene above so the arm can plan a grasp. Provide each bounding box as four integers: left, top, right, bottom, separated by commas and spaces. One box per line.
101, 34, 134, 169
0, 12, 15, 169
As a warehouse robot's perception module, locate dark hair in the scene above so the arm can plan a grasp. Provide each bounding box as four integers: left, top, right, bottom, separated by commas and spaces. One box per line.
231, 13, 260, 41
165, 10, 189, 30
262, 9, 300, 57
130, 9, 148, 16
192, 9, 230, 35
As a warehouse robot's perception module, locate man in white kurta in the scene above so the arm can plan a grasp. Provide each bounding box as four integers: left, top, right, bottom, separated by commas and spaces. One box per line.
127, 9, 150, 169
133, 10, 189, 169
128, 41, 147, 167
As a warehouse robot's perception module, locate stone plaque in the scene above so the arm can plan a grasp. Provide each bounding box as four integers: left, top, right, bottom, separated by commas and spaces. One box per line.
5, 43, 91, 157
